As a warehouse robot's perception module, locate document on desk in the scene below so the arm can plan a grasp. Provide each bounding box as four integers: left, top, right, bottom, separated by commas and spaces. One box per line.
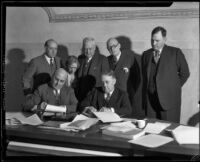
45, 104, 66, 113
171, 125, 199, 144
6, 112, 27, 120
129, 134, 173, 148
93, 111, 122, 123
20, 114, 44, 125
144, 122, 171, 134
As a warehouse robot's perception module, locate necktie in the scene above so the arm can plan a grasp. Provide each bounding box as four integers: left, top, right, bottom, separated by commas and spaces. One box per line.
105, 93, 111, 102
154, 50, 160, 64
50, 58, 54, 67
54, 89, 60, 105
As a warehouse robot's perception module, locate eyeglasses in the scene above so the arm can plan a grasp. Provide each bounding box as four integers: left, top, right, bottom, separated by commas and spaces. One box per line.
108, 43, 119, 50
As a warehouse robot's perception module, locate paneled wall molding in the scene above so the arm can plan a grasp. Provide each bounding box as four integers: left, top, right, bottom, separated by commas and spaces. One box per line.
43, 7, 199, 23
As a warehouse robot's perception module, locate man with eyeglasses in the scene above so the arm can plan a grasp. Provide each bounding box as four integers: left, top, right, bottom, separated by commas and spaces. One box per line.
106, 37, 135, 115
76, 37, 110, 104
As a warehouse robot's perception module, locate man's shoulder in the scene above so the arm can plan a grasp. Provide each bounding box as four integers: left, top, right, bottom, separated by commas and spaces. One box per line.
30, 55, 45, 64
37, 83, 49, 91
164, 45, 180, 51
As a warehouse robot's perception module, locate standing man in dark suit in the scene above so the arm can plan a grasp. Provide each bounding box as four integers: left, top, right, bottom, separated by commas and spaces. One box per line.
76, 37, 110, 103
80, 71, 131, 117
107, 38, 135, 113
142, 26, 190, 123
22, 39, 61, 96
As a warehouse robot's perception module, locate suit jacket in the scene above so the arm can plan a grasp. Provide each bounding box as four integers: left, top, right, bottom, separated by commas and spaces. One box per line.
24, 83, 78, 113
108, 50, 135, 91
22, 54, 61, 94
76, 52, 110, 101
80, 87, 132, 117
142, 45, 190, 111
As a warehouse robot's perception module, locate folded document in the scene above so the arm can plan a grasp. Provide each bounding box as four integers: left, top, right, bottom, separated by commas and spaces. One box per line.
171, 125, 199, 144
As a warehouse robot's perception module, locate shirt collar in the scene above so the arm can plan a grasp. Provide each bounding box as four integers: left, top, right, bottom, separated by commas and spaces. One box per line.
45, 55, 54, 64
115, 51, 121, 62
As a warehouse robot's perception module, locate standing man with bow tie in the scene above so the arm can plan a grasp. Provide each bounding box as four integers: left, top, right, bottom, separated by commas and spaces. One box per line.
22, 39, 61, 96
142, 26, 190, 123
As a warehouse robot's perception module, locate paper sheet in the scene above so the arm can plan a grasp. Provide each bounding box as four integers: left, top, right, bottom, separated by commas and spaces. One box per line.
144, 122, 171, 134
20, 114, 44, 125
45, 104, 66, 113
171, 125, 199, 144
6, 112, 43, 126
101, 121, 137, 133
93, 111, 122, 123
72, 114, 90, 122
129, 134, 173, 148
6, 112, 27, 120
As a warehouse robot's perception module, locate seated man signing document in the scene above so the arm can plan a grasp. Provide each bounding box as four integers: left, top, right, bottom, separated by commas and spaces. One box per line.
79, 71, 132, 117
23, 68, 78, 116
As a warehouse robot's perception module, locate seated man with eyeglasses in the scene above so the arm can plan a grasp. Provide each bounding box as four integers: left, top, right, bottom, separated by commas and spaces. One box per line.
23, 68, 78, 119
79, 71, 132, 118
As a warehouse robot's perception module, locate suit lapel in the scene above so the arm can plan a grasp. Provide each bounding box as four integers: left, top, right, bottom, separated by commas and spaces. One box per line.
88, 53, 98, 75
157, 45, 168, 75
77, 56, 86, 77
108, 88, 118, 105
147, 50, 154, 81
114, 53, 125, 73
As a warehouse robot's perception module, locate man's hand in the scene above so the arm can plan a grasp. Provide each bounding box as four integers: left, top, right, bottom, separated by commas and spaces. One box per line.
99, 107, 112, 112
82, 106, 97, 117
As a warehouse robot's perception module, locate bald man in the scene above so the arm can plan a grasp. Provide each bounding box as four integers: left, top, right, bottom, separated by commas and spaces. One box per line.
23, 68, 78, 114
22, 39, 61, 96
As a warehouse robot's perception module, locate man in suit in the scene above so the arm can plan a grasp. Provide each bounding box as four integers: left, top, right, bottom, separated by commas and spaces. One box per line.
23, 68, 78, 115
22, 39, 61, 96
107, 37, 136, 114
142, 26, 190, 123
76, 37, 110, 103
80, 71, 131, 118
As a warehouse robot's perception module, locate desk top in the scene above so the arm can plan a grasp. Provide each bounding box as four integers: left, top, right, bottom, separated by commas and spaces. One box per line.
5, 114, 199, 157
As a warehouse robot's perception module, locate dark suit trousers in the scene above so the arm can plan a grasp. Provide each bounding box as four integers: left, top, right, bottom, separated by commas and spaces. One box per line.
147, 91, 180, 123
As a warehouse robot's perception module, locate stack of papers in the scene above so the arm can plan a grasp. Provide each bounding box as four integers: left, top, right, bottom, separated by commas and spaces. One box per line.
144, 122, 171, 134
93, 111, 122, 123
101, 121, 144, 140
129, 134, 173, 148
171, 125, 199, 144
6, 112, 43, 126
60, 114, 99, 131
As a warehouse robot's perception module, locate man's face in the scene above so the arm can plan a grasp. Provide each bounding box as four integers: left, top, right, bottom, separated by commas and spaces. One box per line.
45, 41, 58, 58
52, 72, 66, 90
102, 75, 116, 94
151, 31, 166, 51
68, 62, 78, 74
84, 41, 96, 59
107, 39, 121, 57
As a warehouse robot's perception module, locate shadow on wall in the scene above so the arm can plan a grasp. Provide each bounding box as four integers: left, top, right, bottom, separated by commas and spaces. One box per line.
116, 36, 145, 119
187, 111, 199, 127
5, 48, 28, 111
57, 44, 69, 69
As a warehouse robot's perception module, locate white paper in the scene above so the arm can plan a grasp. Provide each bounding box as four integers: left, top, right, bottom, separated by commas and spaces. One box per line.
72, 114, 90, 122
129, 134, 173, 148
59, 114, 91, 131
6, 112, 27, 120
60, 118, 98, 131
45, 104, 66, 113
20, 114, 44, 125
93, 111, 122, 123
144, 122, 171, 134
171, 125, 199, 144
101, 121, 137, 133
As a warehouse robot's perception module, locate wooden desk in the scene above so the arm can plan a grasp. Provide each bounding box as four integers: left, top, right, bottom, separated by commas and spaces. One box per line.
5, 117, 199, 159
